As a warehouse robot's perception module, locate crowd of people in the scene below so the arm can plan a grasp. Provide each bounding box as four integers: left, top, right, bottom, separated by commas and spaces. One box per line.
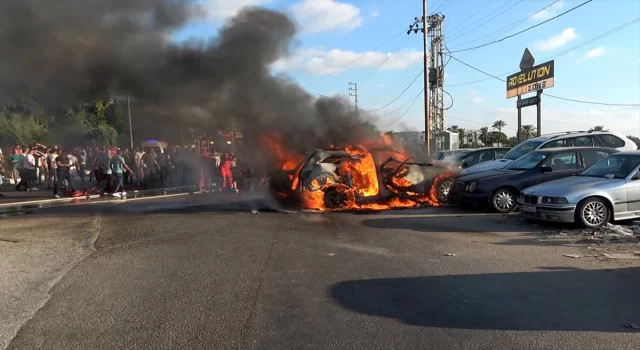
0, 143, 247, 198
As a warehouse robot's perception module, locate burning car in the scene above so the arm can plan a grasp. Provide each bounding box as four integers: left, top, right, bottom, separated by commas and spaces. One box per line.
268, 148, 457, 211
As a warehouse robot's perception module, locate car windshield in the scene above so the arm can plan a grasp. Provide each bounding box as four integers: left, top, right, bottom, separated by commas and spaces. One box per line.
506, 151, 549, 170
441, 150, 470, 163
580, 154, 640, 179
502, 140, 544, 160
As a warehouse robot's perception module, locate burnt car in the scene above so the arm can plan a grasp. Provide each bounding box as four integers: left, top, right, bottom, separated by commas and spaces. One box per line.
268, 149, 456, 209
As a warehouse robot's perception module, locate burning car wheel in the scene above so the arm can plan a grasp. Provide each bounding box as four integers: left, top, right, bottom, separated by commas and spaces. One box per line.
435, 178, 453, 204
324, 187, 348, 209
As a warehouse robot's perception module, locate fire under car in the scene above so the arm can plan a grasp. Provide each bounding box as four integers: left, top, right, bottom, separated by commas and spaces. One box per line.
268, 149, 458, 210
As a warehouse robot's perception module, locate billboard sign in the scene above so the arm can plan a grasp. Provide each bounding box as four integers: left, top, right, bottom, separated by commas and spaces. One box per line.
506, 60, 555, 99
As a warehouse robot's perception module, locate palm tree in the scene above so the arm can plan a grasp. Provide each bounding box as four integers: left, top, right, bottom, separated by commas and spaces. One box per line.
492, 120, 506, 146
457, 127, 466, 145
589, 125, 605, 132
449, 125, 459, 132
520, 125, 536, 140
466, 130, 475, 147
479, 127, 491, 145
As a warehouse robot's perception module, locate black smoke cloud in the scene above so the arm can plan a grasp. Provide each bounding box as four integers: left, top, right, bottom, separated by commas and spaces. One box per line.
0, 0, 375, 162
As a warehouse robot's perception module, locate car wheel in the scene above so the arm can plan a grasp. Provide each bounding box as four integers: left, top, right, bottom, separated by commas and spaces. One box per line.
435, 178, 453, 204
576, 197, 610, 228
324, 187, 348, 209
491, 187, 517, 213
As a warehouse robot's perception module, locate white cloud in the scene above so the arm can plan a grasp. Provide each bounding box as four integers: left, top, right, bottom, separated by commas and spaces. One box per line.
201, 0, 270, 20
290, 0, 363, 34
531, 1, 563, 20
273, 48, 422, 75
369, 10, 380, 18
472, 97, 486, 104
582, 47, 606, 60
466, 89, 486, 104
533, 28, 577, 51
378, 83, 386, 88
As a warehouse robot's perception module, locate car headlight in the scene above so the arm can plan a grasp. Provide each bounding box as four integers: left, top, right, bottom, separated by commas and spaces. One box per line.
466, 182, 476, 193
541, 196, 568, 205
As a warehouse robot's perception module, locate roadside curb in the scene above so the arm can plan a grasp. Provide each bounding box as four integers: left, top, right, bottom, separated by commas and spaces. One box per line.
0, 186, 199, 208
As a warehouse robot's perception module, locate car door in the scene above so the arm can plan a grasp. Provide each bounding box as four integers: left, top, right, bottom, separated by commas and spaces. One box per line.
624, 165, 640, 213
579, 149, 610, 169
522, 151, 579, 188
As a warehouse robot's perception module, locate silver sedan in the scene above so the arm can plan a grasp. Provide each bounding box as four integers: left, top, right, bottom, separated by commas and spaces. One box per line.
517, 151, 640, 228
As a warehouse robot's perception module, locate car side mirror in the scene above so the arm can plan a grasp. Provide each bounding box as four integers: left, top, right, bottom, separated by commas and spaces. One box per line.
461, 160, 468, 168
633, 172, 640, 180
540, 166, 553, 173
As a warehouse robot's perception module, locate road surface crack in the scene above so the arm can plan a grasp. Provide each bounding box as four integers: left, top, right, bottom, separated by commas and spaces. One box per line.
238, 231, 278, 349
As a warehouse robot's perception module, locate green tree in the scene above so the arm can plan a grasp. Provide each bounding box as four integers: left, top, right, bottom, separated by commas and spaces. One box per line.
490, 131, 508, 146
627, 135, 640, 149
506, 136, 518, 147
492, 120, 507, 146
520, 125, 536, 140
479, 127, 491, 145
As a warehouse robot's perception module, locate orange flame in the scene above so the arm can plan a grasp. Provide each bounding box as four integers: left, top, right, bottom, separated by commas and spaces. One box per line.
260, 132, 454, 211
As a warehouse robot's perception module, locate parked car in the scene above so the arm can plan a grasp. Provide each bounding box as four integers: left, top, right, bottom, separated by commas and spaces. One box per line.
448, 147, 618, 213
518, 151, 640, 228
437, 147, 510, 168
460, 130, 637, 175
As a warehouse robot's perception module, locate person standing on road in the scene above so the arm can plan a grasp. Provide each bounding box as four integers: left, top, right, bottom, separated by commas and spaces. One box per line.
21, 148, 38, 191
134, 147, 145, 187
141, 150, 159, 190
77, 148, 87, 184
220, 151, 236, 192
9, 149, 21, 183
47, 148, 58, 189
53, 149, 74, 198
109, 149, 132, 197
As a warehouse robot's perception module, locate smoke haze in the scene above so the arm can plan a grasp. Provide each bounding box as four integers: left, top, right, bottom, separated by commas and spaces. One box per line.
0, 0, 374, 162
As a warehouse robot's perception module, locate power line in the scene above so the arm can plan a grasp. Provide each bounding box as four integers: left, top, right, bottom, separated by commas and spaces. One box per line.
449, 0, 525, 45
447, 55, 640, 107
447, 115, 519, 132
369, 69, 424, 112
378, 89, 424, 127
447, 1, 512, 42
445, 17, 640, 87
449, 0, 594, 53
432, 0, 453, 14
444, 0, 496, 36
359, 58, 423, 105
380, 89, 424, 117
308, 30, 405, 86
451, 0, 561, 50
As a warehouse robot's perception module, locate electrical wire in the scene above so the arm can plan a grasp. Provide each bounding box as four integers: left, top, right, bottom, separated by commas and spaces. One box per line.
369, 69, 424, 112
451, 0, 561, 50
378, 89, 424, 127
308, 30, 406, 86
447, 1, 518, 43
380, 89, 424, 117
448, 0, 594, 53
447, 115, 520, 132
352, 36, 413, 87
445, 17, 640, 87
358, 57, 422, 105
447, 55, 640, 107
445, 0, 496, 36
432, 0, 454, 14
443, 90, 454, 110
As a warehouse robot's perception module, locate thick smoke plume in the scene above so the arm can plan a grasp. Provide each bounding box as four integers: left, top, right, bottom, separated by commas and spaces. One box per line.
0, 0, 376, 164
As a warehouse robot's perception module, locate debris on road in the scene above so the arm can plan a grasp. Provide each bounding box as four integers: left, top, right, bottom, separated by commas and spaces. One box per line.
602, 253, 640, 260
563, 254, 581, 259
444, 253, 456, 256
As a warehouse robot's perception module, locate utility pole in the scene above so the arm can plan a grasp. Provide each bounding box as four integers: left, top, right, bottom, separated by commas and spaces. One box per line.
127, 95, 133, 149
407, 0, 444, 155
348, 82, 358, 111
427, 13, 445, 153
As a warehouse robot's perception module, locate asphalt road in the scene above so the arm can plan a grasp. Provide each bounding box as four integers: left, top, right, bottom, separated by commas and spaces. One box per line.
2, 195, 640, 350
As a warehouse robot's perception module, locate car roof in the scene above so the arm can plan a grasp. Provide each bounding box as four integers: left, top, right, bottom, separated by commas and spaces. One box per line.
612, 150, 640, 156
530, 146, 617, 153
527, 130, 626, 142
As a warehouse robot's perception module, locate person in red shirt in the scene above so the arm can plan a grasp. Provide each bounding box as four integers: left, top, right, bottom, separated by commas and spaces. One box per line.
220, 151, 236, 192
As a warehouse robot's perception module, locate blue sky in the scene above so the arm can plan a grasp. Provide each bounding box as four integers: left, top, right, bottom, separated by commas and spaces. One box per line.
177, 0, 640, 137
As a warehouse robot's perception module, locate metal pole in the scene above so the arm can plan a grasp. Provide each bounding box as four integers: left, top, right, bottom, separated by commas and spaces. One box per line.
517, 95, 522, 143
536, 90, 542, 137
127, 95, 133, 149
423, 0, 430, 155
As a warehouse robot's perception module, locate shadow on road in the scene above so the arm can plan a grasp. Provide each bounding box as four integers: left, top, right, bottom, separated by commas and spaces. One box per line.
329, 267, 640, 332
359, 215, 538, 233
